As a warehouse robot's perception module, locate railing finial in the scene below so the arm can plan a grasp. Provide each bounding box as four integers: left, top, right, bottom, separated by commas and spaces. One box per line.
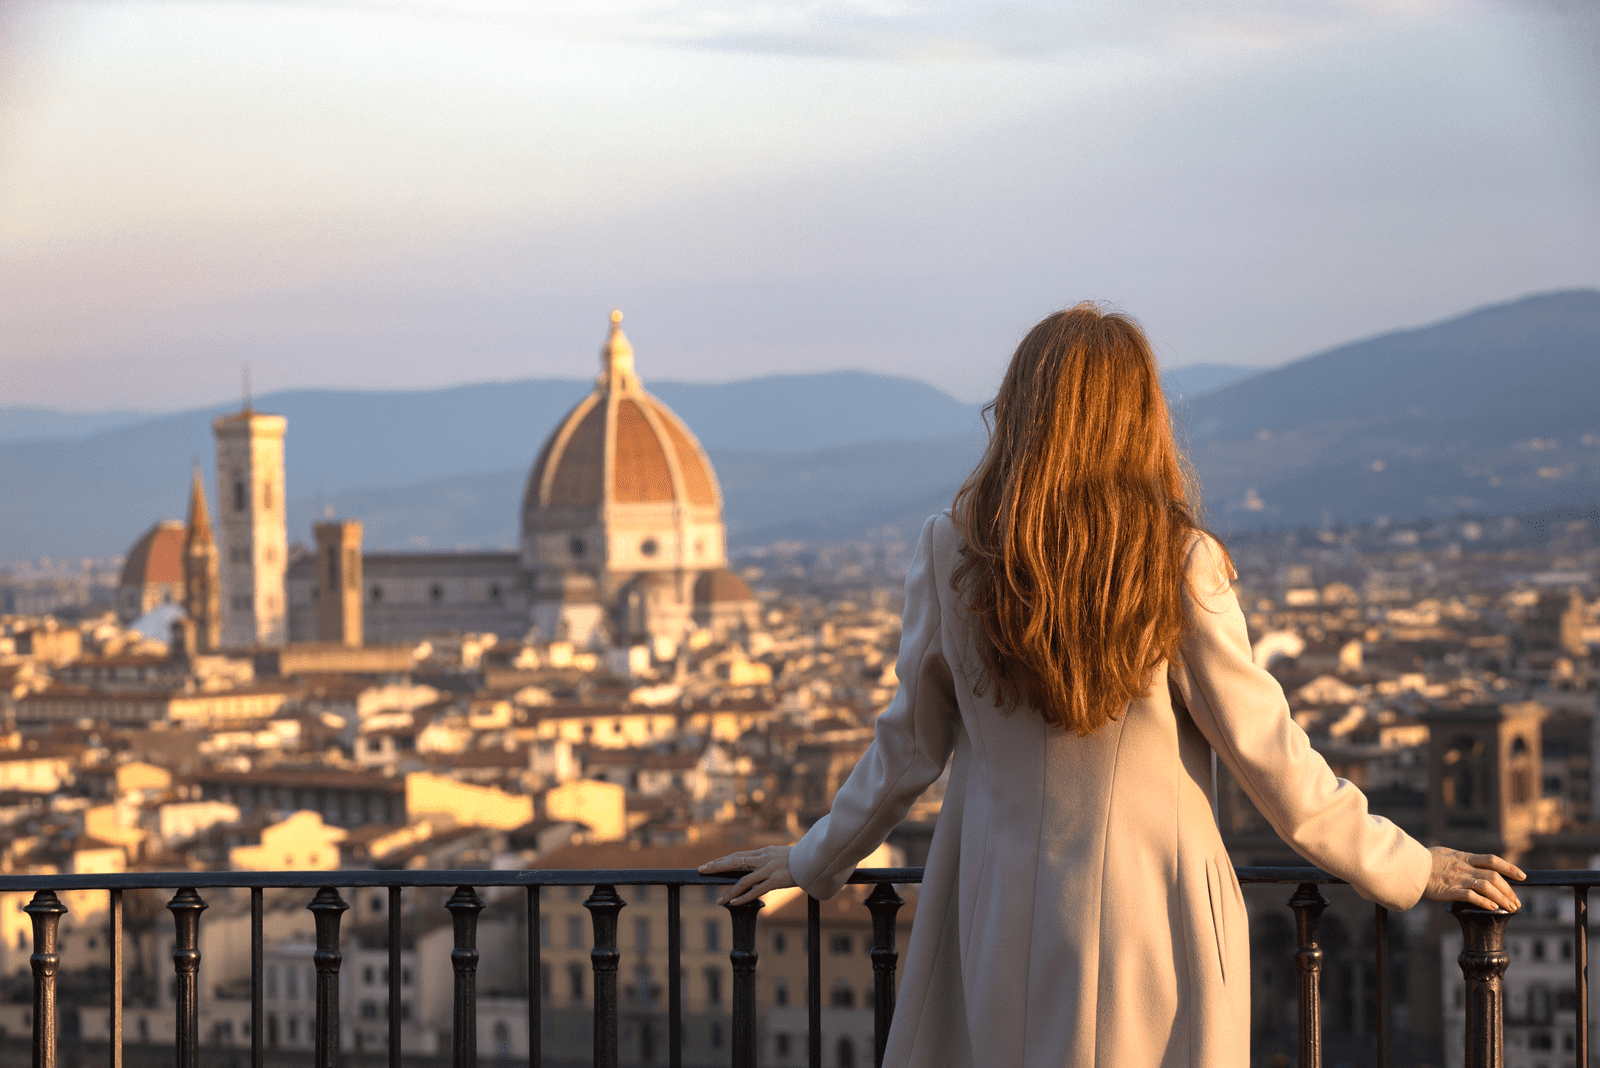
1452, 902, 1511, 1068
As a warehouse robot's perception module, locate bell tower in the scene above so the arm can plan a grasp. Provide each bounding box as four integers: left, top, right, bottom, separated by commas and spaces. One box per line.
213, 403, 288, 648
1426, 701, 1549, 860
182, 468, 221, 653
313, 519, 364, 646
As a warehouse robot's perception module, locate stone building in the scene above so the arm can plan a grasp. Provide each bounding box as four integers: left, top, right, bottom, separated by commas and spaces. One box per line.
213, 404, 288, 647
521, 310, 755, 650
281, 311, 758, 650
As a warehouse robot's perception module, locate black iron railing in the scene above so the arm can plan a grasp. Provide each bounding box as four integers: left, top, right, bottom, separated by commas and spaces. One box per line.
3, 866, 1591, 1068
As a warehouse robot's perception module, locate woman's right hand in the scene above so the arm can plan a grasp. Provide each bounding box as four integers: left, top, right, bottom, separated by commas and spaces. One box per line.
1423, 846, 1525, 912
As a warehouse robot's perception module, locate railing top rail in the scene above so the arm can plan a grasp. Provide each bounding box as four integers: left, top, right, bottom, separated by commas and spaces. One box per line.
1239, 867, 1600, 888
0, 866, 928, 892
3, 864, 1594, 893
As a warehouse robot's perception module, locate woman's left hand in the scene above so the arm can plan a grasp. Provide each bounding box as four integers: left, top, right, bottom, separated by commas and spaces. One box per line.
699, 846, 795, 906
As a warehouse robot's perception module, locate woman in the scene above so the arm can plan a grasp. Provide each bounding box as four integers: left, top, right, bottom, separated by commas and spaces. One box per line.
701, 304, 1522, 1066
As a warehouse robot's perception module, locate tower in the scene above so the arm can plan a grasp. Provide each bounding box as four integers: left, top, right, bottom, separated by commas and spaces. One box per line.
1426, 700, 1550, 860
182, 468, 221, 653
213, 405, 288, 648
313, 519, 364, 646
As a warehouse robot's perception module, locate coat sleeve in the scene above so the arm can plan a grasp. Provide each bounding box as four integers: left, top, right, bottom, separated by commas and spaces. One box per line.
788, 514, 961, 900
1172, 534, 1433, 911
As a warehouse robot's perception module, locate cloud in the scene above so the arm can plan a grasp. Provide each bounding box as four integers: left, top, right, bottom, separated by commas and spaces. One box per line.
33, 0, 1465, 61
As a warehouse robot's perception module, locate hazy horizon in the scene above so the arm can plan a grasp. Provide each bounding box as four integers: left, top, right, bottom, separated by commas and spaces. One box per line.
3, 0, 1597, 410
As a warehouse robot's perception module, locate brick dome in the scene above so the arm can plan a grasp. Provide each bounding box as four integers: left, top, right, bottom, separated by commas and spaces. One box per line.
120, 520, 186, 588
523, 312, 721, 514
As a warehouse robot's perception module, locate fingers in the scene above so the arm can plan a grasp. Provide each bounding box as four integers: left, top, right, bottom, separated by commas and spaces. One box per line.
698, 855, 745, 874
1471, 854, 1527, 882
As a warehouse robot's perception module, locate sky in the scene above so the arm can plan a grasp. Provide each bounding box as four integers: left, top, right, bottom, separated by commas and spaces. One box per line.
1, 0, 1597, 411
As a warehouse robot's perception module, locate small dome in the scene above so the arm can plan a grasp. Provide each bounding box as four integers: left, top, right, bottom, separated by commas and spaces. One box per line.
523, 312, 721, 516
120, 521, 186, 588
693, 568, 754, 605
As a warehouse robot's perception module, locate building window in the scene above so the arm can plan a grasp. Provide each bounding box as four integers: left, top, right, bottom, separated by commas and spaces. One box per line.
830, 981, 854, 1008
705, 967, 722, 1006
370, 585, 383, 603
567, 962, 585, 1002
489, 583, 503, 603
430, 584, 443, 602
540, 963, 552, 1000
570, 537, 586, 558
263, 480, 273, 509
539, 916, 551, 948
773, 931, 787, 954
830, 934, 852, 955
773, 978, 789, 1006
635, 917, 651, 953
568, 916, 584, 949
710, 1021, 724, 1050
234, 480, 246, 512
776, 1033, 791, 1058
837, 1036, 856, 1068
705, 920, 721, 952
640, 537, 659, 557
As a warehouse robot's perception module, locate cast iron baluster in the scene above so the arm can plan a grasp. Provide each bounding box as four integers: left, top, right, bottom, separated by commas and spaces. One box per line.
585, 885, 626, 1068
308, 887, 349, 1068
1288, 883, 1328, 1068
527, 885, 541, 1068
168, 888, 207, 1068
865, 883, 905, 1068
727, 897, 764, 1068
1576, 887, 1588, 1068
1453, 901, 1511, 1068
25, 890, 67, 1068
807, 896, 821, 1068
109, 888, 122, 1068
668, 884, 683, 1068
1374, 904, 1389, 1068
251, 888, 263, 1068
390, 886, 403, 1068
447, 886, 486, 1068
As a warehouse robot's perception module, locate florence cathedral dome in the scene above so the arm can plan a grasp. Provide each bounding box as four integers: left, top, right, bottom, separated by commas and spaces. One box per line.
520, 312, 755, 648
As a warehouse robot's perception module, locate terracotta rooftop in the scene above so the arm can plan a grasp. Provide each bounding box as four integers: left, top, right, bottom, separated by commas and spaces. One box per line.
120, 520, 186, 588
524, 313, 721, 516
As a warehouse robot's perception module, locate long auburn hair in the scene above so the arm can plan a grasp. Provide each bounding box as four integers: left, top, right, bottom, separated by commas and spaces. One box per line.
952, 303, 1218, 736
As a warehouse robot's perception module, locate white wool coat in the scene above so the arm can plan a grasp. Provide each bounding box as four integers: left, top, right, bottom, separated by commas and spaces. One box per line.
787, 513, 1432, 1068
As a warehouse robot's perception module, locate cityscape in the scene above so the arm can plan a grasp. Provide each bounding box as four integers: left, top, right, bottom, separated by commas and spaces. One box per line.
1, 305, 1598, 1067
1, 2, 1597, 1063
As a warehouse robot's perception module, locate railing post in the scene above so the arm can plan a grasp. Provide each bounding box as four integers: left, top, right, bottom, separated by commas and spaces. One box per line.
167, 888, 207, 1068
1288, 883, 1328, 1068
668, 884, 683, 1068
864, 883, 905, 1068
447, 886, 485, 1068
585, 885, 626, 1068
1452, 902, 1511, 1068
109, 887, 123, 1068
726, 897, 764, 1068
807, 896, 821, 1068
251, 888, 263, 1068
25, 890, 67, 1068
1576, 887, 1589, 1068
308, 888, 350, 1068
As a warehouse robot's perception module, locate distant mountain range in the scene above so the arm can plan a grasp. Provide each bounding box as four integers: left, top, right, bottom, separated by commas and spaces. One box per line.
1176, 289, 1600, 529
2, 290, 1596, 561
